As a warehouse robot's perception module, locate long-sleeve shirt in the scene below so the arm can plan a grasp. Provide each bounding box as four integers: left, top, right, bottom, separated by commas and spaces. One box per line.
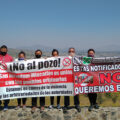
0, 54, 13, 63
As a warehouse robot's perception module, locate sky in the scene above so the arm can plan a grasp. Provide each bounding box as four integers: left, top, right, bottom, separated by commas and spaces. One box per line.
0, 0, 120, 50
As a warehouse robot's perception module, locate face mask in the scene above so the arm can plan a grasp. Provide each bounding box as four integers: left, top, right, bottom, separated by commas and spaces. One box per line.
18, 58, 24, 61
35, 55, 41, 58
69, 53, 75, 57
88, 54, 94, 57
0, 52, 7, 56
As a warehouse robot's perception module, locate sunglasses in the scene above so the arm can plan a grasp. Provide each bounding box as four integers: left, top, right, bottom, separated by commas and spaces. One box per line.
69, 51, 75, 53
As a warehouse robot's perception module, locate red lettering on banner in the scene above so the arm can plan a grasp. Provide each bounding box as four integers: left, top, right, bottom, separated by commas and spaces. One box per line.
112, 72, 120, 83
99, 72, 120, 84
99, 73, 111, 84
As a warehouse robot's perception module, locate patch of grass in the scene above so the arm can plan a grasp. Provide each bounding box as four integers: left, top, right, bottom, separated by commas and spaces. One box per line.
1, 93, 120, 107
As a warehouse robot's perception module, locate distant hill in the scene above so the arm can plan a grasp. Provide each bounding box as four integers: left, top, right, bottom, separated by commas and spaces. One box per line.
17, 45, 54, 52
8, 47, 120, 59
16, 45, 71, 56
17, 44, 120, 52
8, 48, 34, 59
95, 44, 120, 52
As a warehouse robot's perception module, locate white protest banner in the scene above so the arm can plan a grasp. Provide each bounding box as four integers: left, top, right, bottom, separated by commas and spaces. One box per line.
0, 56, 73, 100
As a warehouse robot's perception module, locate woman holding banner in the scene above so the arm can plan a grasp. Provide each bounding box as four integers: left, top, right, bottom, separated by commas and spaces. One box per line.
87, 49, 99, 111
49, 49, 61, 109
31, 49, 45, 113
15, 51, 27, 110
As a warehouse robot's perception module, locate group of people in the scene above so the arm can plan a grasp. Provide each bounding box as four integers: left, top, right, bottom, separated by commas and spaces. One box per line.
0, 45, 99, 113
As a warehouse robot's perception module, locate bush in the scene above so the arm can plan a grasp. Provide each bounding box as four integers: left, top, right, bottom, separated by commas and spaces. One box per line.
105, 93, 112, 98
97, 94, 104, 104
111, 93, 119, 103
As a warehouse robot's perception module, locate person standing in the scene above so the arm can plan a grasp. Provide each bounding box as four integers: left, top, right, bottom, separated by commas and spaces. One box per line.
64, 48, 81, 112
31, 49, 45, 113
87, 49, 99, 111
49, 49, 61, 109
0, 45, 13, 111
15, 51, 27, 110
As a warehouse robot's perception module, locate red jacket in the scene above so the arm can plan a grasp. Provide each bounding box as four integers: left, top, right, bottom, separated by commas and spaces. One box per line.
0, 54, 13, 63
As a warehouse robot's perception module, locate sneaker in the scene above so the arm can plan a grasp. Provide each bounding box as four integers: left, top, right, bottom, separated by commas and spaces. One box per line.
88, 105, 94, 111
49, 105, 53, 109
22, 105, 26, 110
31, 107, 36, 113
63, 106, 68, 114
4, 105, 8, 111
94, 104, 99, 109
75, 105, 81, 112
57, 104, 61, 109
15, 106, 20, 110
